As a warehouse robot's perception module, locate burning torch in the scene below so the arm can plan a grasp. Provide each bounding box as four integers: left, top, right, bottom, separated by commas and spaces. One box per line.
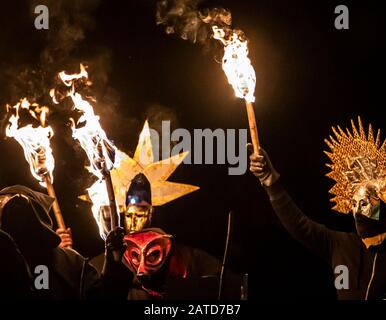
213, 26, 260, 154
5, 99, 68, 232
53, 64, 120, 232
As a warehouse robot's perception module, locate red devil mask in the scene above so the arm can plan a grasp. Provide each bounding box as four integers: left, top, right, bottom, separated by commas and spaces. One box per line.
123, 229, 173, 278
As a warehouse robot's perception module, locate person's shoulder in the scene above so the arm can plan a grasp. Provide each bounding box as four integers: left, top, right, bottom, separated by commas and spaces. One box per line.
54, 246, 88, 265
332, 230, 363, 249
0, 229, 18, 251
175, 243, 221, 272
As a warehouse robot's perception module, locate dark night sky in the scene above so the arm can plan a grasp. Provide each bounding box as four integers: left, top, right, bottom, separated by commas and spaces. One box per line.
0, 0, 385, 299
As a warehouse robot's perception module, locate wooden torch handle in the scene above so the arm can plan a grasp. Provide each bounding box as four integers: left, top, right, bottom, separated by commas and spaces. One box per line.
245, 101, 260, 154
44, 175, 66, 230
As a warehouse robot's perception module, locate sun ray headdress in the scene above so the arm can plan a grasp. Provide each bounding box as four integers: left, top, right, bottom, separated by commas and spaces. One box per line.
324, 117, 386, 214
84, 121, 199, 237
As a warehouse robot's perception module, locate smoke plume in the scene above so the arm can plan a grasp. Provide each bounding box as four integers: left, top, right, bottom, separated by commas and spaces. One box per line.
156, 0, 232, 45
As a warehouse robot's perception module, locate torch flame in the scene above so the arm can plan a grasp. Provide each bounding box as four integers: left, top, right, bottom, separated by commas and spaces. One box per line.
5, 98, 55, 187
53, 64, 120, 236
55, 64, 116, 180
59, 63, 89, 87
212, 26, 256, 103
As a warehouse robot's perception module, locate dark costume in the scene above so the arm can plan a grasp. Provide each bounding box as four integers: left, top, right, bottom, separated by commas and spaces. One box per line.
265, 181, 386, 300
0, 185, 99, 299
91, 226, 238, 300
0, 229, 32, 299
123, 228, 235, 299
253, 118, 386, 300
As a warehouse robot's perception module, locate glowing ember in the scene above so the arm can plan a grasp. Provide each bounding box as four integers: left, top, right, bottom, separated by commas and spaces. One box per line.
212, 26, 256, 103
5, 98, 55, 187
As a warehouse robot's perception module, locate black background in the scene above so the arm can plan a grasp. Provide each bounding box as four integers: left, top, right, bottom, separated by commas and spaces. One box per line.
0, 0, 385, 299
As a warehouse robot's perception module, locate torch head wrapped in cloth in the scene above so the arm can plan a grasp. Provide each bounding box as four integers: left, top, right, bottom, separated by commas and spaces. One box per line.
5, 99, 54, 187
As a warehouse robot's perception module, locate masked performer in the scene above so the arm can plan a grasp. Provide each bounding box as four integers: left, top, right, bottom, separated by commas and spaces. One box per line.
0, 185, 100, 299
89, 121, 240, 299
250, 117, 386, 300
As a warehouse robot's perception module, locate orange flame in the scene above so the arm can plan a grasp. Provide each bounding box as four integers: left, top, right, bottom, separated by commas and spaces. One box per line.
52, 64, 120, 236
5, 98, 54, 187
212, 26, 256, 103
54, 64, 116, 180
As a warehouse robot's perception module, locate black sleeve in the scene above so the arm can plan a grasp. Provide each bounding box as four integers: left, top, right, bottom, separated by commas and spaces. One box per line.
0, 230, 33, 299
85, 255, 133, 299
264, 180, 337, 262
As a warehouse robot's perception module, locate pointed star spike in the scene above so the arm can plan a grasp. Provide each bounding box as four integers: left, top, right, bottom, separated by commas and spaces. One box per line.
329, 135, 339, 146
381, 138, 386, 151
326, 171, 337, 179
346, 127, 353, 138
112, 153, 141, 184
324, 150, 334, 160
151, 181, 200, 206
368, 124, 374, 144
324, 139, 334, 150
144, 151, 190, 183
337, 126, 348, 139
332, 126, 343, 142
375, 129, 381, 149
325, 163, 334, 169
351, 119, 359, 138
358, 116, 366, 140
134, 120, 154, 167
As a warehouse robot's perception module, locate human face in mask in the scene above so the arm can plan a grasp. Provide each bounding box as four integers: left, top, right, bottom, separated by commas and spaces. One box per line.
123, 231, 172, 279
124, 205, 152, 233
351, 185, 380, 220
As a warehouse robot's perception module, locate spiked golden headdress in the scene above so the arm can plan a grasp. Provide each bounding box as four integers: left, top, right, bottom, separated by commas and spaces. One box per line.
83, 121, 199, 213
324, 117, 386, 214
110, 121, 199, 209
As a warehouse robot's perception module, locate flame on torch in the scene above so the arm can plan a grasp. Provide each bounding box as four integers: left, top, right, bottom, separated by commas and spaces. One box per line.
53, 64, 120, 233
6, 98, 54, 187
212, 26, 256, 103
212, 26, 260, 153
55, 65, 115, 179
5, 98, 68, 231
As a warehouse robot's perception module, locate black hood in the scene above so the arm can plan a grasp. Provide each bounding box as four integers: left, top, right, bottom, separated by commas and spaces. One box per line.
126, 173, 152, 207
0, 185, 61, 249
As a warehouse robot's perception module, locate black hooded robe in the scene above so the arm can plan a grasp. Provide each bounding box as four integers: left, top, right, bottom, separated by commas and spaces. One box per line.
0, 185, 99, 300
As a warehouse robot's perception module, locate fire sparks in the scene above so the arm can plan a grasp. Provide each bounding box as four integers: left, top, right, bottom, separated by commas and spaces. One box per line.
212, 26, 256, 103
5, 98, 55, 187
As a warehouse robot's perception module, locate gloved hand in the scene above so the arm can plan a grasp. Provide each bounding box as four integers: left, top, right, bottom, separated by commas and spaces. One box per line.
248, 144, 280, 187
101, 227, 133, 296
105, 227, 126, 263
